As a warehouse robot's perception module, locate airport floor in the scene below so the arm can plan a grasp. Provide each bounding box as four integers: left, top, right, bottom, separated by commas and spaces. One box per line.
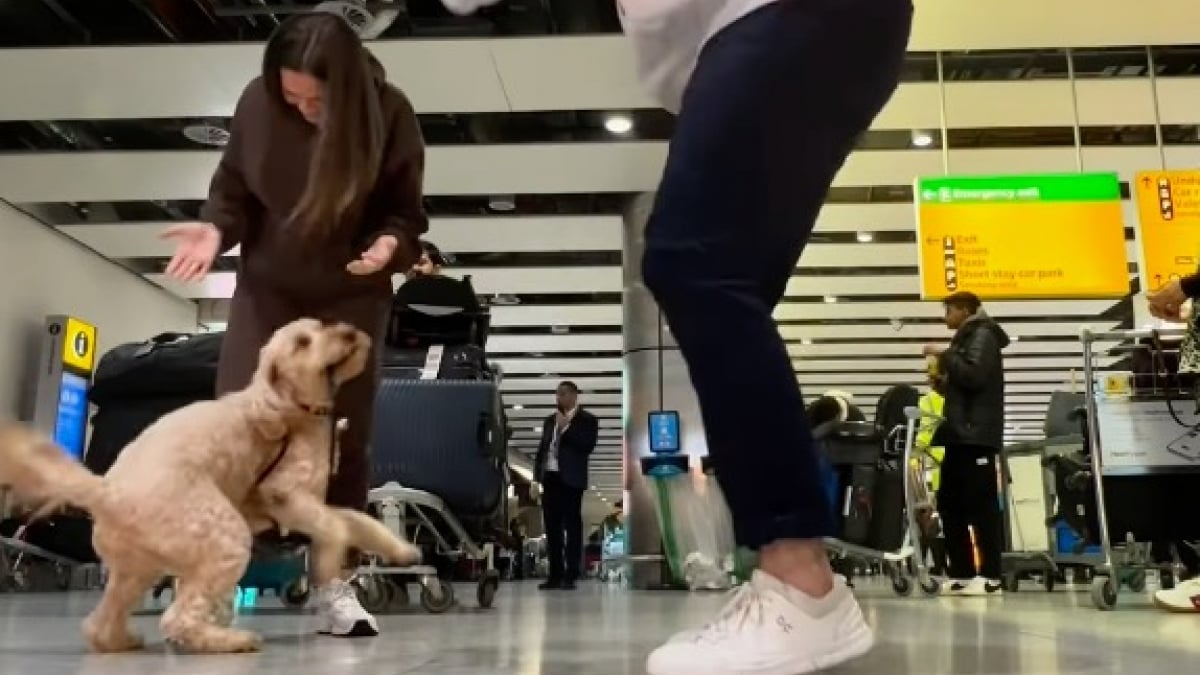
0, 579, 1198, 675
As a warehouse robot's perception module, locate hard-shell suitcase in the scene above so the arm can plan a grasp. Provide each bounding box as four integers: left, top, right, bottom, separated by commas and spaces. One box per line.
369, 373, 507, 518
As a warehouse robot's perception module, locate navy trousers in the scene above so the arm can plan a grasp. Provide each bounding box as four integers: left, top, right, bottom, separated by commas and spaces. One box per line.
642, 0, 913, 549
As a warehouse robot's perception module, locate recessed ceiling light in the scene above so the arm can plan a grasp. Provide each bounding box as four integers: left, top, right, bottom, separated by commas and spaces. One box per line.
801, 338, 813, 346
531, 424, 541, 431
823, 295, 838, 303
488, 194, 516, 211
856, 231, 874, 243
605, 115, 634, 134
1011, 335, 1021, 342
911, 130, 934, 148
513, 404, 525, 410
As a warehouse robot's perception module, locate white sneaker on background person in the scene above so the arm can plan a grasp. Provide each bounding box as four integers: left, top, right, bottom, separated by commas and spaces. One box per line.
646, 571, 873, 675
316, 579, 379, 637
945, 577, 1002, 597
1153, 578, 1200, 613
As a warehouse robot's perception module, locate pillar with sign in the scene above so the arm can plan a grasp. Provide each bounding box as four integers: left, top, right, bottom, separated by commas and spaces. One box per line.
31, 315, 97, 462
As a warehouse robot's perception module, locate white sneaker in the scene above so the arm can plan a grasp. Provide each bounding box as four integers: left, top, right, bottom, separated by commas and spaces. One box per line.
1154, 578, 1200, 613
646, 571, 873, 675
945, 577, 1002, 597
316, 579, 379, 637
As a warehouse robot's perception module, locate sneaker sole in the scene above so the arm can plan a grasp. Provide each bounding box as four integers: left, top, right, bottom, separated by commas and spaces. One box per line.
1153, 595, 1200, 614
648, 626, 875, 675
318, 620, 379, 638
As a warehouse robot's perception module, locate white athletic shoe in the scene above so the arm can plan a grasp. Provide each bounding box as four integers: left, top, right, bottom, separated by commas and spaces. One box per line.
646, 571, 874, 675
316, 579, 379, 637
945, 577, 1002, 597
1154, 578, 1200, 613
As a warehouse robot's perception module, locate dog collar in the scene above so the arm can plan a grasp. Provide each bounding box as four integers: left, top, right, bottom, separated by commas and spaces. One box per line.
299, 403, 333, 417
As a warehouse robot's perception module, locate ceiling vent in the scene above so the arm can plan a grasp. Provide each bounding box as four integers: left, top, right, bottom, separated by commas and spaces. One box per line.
182, 124, 230, 147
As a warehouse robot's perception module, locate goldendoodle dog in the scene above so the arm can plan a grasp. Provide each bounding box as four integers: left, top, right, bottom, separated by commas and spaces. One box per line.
0, 319, 418, 653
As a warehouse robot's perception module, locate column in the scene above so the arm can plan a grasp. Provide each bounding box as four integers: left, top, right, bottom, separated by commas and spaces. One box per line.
621, 192, 708, 589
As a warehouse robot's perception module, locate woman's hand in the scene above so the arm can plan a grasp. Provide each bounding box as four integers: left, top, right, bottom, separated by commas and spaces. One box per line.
161, 222, 221, 282
1148, 279, 1187, 321
346, 234, 399, 276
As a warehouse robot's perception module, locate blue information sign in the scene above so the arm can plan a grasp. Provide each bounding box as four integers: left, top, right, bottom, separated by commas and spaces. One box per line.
648, 410, 681, 455
54, 371, 88, 462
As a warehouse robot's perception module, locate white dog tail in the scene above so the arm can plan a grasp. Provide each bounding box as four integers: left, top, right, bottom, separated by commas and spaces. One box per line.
0, 423, 111, 518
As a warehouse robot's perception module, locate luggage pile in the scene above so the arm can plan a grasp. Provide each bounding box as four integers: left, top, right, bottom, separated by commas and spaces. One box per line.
86, 332, 222, 475
372, 273, 509, 530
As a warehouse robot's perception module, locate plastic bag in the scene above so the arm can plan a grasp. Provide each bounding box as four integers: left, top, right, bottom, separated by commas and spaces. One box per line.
653, 472, 736, 591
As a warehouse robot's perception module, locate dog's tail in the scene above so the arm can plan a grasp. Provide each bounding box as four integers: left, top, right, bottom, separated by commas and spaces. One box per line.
0, 423, 111, 518
336, 509, 422, 566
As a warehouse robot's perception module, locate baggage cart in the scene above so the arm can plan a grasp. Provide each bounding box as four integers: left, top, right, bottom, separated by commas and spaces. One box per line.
820, 408, 941, 597
1079, 326, 1200, 610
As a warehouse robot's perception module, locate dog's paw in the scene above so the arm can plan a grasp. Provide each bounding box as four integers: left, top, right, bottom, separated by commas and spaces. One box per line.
85, 629, 145, 654
224, 629, 264, 653
387, 540, 422, 566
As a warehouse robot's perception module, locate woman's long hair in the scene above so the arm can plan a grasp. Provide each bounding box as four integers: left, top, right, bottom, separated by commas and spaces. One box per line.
262, 13, 386, 246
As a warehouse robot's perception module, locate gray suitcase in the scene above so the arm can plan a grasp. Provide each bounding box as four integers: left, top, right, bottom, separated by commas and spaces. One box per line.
369, 373, 507, 518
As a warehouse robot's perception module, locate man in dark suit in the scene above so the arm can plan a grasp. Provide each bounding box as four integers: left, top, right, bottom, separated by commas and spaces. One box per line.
534, 381, 599, 590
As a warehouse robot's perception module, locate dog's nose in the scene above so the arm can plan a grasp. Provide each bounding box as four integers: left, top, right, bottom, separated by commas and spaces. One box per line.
336, 325, 358, 343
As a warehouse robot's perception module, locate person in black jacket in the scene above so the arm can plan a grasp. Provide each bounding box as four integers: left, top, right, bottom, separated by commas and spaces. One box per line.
924, 291, 1010, 596
533, 381, 600, 590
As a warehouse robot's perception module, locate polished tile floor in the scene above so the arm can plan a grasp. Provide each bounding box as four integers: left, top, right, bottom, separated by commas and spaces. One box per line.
0, 580, 1197, 674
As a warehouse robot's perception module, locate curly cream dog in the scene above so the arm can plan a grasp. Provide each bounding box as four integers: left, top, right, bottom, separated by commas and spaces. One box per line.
0, 319, 418, 653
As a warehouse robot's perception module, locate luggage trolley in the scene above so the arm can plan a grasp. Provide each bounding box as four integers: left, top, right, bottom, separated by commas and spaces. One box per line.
819, 408, 941, 597
354, 483, 500, 614
1079, 326, 1200, 610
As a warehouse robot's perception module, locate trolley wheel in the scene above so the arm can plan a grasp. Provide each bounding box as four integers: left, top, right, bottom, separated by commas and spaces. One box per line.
354, 575, 393, 614
919, 577, 942, 597
1090, 577, 1117, 611
420, 576, 455, 614
1126, 570, 1147, 593
1002, 573, 1020, 593
1160, 570, 1177, 591
55, 565, 72, 591
477, 571, 500, 608
891, 574, 913, 597
282, 580, 310, 608
386, 579, 410, 611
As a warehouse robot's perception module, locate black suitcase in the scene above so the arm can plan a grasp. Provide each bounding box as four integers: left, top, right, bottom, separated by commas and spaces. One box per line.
85, 394, 206, 475
370, 372, 507, 518
387, 275, 489, 349
380, 345, 491, 380
89, 332, 222, 404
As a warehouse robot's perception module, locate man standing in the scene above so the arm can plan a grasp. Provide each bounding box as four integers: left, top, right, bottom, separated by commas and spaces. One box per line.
534, 381, 599, 590
924, 291, 1010, 597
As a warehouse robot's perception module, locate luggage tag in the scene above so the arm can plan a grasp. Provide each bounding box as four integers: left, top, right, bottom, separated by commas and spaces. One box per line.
420, 345, 445, 380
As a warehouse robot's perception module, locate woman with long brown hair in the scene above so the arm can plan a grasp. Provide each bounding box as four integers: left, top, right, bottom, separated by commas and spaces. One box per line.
163, 13, 426, 637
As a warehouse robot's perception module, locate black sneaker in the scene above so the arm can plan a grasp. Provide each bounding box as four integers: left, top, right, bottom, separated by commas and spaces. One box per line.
984, 580, 1004, 595
539, 580, 563, 591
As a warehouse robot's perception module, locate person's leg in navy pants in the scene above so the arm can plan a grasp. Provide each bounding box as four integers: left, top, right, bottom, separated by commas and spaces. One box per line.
642, 0, 913, 672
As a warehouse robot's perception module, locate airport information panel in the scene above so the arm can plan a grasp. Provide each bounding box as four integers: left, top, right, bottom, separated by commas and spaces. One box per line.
916, 173, 1128, 300
1133, 169, 1200, 293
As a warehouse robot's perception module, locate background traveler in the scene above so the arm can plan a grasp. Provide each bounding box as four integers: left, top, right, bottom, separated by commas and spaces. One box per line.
533, 381, 599, 590
923, 291, 1009, 597
161, 13, 426, 637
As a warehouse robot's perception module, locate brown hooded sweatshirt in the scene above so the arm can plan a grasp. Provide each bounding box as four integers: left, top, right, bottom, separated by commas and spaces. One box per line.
203, 74, 427, 511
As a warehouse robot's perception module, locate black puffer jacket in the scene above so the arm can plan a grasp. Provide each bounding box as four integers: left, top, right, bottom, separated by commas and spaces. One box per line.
937, 311, 1010, 451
